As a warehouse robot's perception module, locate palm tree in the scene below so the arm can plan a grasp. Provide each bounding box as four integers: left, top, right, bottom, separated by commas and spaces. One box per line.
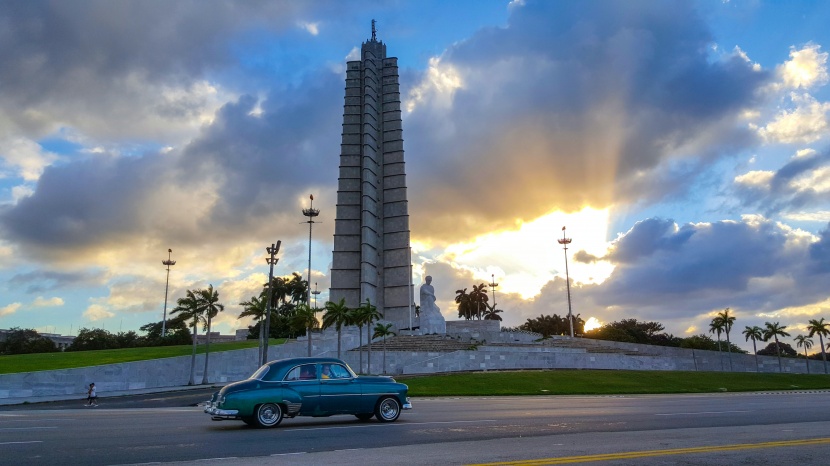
708, 317, 725, 370
357, 299, 382, 374
763, 321, 790, 373
286, 272, 308, 306
264, 276, 289, 317
349, 305, 366, 374
197, 285, 224, 384
806, 318, 830, 374
238, 294, 267, 321
170, 290, 204, 385
455, 288, 472, 320
373, 323, 396, 375
717, 308, 736, 371
482, 306, 503, 321
238, 293, 268, 362
742, 325, 764, 372
470, 283, 489, 320
794, 335, 814, 374
322, 299, 351, 358
292, 303, 318, 357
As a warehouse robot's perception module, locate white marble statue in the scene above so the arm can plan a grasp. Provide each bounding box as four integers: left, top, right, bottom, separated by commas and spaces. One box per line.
419, 275, 446, 334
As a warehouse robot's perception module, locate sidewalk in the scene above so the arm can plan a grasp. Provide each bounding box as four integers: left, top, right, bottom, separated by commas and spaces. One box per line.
0, 382, 227, 406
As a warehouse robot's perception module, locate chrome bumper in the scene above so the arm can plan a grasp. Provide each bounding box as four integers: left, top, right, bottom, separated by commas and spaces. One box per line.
204, 404, 239, 420
403, 398, 413, 410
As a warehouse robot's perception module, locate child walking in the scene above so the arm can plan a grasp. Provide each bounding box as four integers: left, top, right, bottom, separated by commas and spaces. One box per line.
86, 383, 98, 406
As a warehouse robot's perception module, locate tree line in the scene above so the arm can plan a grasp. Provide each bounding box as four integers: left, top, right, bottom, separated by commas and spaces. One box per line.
513, 309, 830, 374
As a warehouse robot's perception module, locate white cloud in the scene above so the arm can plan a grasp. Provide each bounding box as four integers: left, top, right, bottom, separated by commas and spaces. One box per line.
297, 21, 320, 36
406, 56, 463, 113
789, 166, 830, 192
10, 185, 34, 203
83, 304, 115, 321
734, 170, 774, 188
32, 296, 65, 307
0, 137, 60, 181
0, 302, 22, 317
784, 211, 830, 222
778, 43, 829, 89
759, 93, 830, 143
733, 46, 761, 72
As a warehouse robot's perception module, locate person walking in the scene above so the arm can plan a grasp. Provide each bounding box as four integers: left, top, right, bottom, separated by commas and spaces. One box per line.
86, 383, 98, 406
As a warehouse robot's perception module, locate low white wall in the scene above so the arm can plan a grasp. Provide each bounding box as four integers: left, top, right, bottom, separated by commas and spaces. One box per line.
2, 333, 827, 404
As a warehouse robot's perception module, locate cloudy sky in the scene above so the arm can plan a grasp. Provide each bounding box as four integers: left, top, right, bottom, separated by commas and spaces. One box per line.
2, 0, 829, 351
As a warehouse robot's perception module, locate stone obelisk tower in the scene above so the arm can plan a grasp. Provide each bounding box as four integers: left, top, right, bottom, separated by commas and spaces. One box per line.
330, 21, 412, 328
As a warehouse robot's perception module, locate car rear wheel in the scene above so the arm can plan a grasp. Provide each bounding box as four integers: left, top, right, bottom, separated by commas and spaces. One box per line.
374, 397, 401, 422
355, 413, 374, 421
254, 403, 283, 428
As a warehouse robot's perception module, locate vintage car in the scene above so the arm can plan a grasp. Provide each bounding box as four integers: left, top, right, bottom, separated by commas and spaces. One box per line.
204, 357, 412, 428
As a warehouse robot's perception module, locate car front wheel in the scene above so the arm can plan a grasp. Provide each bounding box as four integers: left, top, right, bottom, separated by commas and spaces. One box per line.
374, 397, 401, 422
254, 403, 283, 428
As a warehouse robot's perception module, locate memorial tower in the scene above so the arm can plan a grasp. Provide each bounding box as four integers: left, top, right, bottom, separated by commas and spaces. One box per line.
330, 21, 412, 328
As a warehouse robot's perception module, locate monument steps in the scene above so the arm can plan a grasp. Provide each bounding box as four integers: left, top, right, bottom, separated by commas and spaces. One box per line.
540, 337, 662, 356
350, 335, 472, 353
350, 334, 661, 357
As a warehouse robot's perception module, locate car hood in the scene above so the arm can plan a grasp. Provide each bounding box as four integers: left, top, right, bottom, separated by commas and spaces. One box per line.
356, 375, 398, 383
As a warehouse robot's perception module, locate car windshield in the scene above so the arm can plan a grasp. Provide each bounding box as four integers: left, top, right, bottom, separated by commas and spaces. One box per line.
250, 364, 270, 380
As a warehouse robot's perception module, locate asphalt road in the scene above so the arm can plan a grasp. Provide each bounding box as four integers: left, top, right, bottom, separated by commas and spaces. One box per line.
2, 390, 830, 465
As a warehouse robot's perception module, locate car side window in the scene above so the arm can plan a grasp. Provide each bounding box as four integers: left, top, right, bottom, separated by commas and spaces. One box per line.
285, 364, 317, 381
330, 364, 351, 379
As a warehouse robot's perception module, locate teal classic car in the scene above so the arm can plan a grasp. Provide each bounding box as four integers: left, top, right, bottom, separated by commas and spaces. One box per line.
204, 357, 412, 428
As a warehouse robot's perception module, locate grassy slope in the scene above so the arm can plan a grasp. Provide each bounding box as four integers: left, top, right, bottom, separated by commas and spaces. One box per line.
0, 339, 285, 374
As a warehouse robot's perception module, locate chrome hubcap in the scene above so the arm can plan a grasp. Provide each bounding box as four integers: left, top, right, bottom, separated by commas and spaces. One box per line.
380, 399, 399, 420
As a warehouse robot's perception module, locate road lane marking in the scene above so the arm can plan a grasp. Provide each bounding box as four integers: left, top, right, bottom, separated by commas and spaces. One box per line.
0, 441, 43, 445
467, 437, 830, 465
655, 410, 750, 416
0, 427, 58, 431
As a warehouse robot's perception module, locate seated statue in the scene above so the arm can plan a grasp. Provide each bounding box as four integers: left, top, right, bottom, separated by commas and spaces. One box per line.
419, 276, 446, 334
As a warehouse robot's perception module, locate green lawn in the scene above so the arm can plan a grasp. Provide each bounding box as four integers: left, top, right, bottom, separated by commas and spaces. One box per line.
0, 339, 285, 375
403, 370, 830, 396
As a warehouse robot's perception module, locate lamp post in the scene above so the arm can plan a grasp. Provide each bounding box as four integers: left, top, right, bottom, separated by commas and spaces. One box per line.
311, 282, 321, 309
161, 249, 176, 337
558, 226, 574, 337
262, 241, 281, 366
489, 274, 499, 315
302, 195, 320, 309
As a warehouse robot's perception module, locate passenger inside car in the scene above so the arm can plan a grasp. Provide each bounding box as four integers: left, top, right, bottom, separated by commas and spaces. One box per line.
299, 365, 317, 380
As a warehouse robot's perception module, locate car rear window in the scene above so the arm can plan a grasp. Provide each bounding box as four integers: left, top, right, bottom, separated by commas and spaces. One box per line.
284, 364, 318, 381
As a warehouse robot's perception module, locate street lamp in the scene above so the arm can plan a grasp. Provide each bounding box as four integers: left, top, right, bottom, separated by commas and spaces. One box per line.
302, 194, 320, 309
311, 282, 321, 309
262, 241, 281, 366
558, 226, 574, 337
489, 274, 499, 315
161, 249, 176, 337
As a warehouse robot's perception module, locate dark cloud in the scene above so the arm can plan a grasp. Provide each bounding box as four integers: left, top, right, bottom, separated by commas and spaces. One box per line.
0, 0, 339, 140
8, 269, 105, 294
0, 71, 343, 256
598, 218, 785, 305
405, 0, 768, 241
605, 218, 695, 264
734, 150, 830, 215
808, 223, 830, 274
518, 217, 829, 347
